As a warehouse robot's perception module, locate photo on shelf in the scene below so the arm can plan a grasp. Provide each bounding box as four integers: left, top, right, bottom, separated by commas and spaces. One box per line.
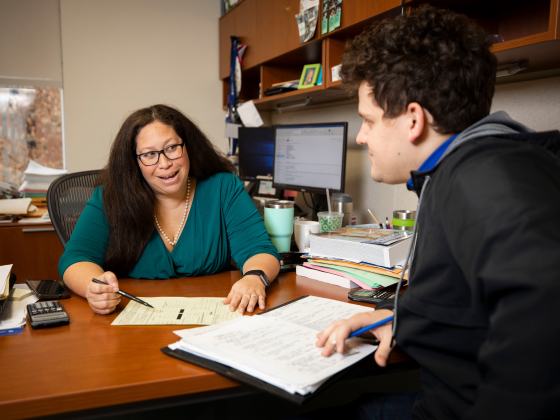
298, 64, 322, 89
329, 0, 342, 32
322, 0, 329, 34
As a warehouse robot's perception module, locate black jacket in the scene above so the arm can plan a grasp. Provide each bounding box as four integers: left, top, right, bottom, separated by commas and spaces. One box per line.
389, 127, 560, 419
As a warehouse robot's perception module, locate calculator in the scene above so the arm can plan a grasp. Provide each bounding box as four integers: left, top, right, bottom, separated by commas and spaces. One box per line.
348, 289, 395, 304
27, 301, 70, 329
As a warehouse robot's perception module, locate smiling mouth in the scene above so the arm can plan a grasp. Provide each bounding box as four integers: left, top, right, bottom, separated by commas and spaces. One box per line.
158, 171, 178, 180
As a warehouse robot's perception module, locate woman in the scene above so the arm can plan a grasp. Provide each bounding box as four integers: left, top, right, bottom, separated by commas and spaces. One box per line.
59, 104, 280, 315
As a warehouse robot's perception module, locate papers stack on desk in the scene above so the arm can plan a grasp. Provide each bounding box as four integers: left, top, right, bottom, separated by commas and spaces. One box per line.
309, 227, 412, 268
0, 265, 38, 335
164, 296, 377, 401
297, 227, 411, 289
19, 160, 67, 207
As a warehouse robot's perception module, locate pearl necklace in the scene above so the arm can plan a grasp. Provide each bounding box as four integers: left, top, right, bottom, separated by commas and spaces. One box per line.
154, 177, 190, 247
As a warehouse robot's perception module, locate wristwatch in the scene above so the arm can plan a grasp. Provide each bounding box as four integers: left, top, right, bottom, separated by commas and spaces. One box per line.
243, 270, 270, 290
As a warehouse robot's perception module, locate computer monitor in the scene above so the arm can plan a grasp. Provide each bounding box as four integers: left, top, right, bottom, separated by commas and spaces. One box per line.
237, 127, 275, 181
273, 123, 348, 194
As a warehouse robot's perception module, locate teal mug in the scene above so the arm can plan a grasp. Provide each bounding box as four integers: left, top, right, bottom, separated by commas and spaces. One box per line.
264, 200, 294, 252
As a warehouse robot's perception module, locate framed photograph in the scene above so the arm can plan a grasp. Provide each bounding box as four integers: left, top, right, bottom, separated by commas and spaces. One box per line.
298, 64, 322, 89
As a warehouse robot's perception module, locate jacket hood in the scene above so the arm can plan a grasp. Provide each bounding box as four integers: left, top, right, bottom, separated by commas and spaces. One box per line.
408, 112, 560, 193
440, 111, 535, 161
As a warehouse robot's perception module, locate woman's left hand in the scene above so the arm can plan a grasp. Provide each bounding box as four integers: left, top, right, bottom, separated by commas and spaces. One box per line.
223, 275, 266, 314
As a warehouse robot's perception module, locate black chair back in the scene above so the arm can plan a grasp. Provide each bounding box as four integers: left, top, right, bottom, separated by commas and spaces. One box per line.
47, 170, 100, 249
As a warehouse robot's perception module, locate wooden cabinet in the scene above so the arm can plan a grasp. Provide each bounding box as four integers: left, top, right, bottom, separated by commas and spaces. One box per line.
219, 0, 560, 112
0, 222, 64, 282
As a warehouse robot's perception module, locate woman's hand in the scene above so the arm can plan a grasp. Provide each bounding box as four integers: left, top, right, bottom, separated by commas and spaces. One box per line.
316, 309, 395, 367
223, 275, 266, 314
86, 271, 121, 315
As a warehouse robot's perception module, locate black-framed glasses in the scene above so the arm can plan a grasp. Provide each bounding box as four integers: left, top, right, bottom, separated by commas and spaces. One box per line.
136, 143, 184, 166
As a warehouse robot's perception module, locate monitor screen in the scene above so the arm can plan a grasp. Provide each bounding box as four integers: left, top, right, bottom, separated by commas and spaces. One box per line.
237, 127, 275, 181
273, 123, 347, 193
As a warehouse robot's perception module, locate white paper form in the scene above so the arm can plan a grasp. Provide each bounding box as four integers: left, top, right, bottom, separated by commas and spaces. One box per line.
111, 297, 241, 326
172, 315, 376, 395
260, 295, 375, 331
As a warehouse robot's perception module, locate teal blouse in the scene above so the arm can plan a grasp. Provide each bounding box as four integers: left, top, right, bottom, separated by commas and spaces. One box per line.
58, 173, 279, 280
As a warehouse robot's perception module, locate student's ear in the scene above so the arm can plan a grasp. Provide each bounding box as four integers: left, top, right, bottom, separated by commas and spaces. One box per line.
407, 102, 425, 144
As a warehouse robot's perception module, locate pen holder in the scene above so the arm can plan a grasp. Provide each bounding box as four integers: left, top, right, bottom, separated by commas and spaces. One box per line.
392, 210, 416, 231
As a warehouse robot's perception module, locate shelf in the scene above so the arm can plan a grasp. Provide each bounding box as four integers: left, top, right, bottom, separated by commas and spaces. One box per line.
252, 84, 352, 112
221, 0, 560, 113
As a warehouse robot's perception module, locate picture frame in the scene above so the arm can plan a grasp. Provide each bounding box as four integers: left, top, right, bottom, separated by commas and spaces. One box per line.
298, 64, 322, 89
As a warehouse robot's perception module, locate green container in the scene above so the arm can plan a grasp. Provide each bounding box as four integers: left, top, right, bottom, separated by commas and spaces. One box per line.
393, 210, 416, 231
264, 200, 294, 252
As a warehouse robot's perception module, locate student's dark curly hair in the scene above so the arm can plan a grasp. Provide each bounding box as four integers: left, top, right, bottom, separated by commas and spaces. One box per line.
340, 5, 497, 134
98, 104, 235, 276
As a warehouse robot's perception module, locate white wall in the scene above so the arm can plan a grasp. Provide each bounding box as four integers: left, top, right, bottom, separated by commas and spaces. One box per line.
60, 0, 225, 173
271, 75, 560, 224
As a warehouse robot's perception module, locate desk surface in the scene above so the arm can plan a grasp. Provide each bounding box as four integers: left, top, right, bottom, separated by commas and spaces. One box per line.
0, 271, 410, 419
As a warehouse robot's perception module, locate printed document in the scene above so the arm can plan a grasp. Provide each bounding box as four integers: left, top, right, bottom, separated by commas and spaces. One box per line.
111, 297, 241, 326
169, 296, 377, 395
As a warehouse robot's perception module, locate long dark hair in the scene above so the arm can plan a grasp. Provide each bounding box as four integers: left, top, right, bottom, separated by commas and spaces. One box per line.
98, 104, 235, 276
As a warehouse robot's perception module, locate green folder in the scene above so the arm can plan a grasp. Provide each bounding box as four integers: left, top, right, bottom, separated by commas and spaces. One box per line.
307, 261, 398, 289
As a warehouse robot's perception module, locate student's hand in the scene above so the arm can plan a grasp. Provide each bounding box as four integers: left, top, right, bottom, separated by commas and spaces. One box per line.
316, 309, 396, 367
223, 275, 266, 314
86, 271, 121, 315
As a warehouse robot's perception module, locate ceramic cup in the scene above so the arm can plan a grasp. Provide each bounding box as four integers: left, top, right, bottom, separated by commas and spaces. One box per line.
317, 211, 344, 233
264, 200, 294, 252
293, 220, 320, 252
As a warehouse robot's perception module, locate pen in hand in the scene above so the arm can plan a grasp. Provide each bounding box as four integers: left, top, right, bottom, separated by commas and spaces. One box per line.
91, 278, 154, 309
331, 315, 394, 346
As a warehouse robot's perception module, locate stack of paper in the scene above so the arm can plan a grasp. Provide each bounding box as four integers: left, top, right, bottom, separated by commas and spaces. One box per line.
309, 227, 412, 268
168, 296, 377, 396
19, 160, 67, 207
298, 257, 407, 290
0, 266, 37, 336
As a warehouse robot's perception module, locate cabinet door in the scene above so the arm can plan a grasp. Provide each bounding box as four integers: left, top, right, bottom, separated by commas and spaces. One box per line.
0, 226, 64, 282
337, 0, 401, 31
256, 0, 313, 64
219, 0, 258, 79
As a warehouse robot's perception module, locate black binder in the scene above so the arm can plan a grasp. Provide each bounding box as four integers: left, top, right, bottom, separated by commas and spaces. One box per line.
161, 295, 363, 404
0, 273, 17, 315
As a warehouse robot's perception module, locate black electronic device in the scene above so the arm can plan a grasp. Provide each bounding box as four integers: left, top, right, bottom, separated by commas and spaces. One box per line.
272, 122, 348, 194
27, 301, 70, 329
237, 127, 275, 182
348, 289, 395, 304
26, 279, 71, 300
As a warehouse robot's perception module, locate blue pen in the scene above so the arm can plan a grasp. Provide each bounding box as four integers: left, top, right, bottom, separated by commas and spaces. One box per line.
348, 315, 394, 338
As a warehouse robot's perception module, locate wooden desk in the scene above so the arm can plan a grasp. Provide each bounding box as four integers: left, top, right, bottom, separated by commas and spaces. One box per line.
0, 271, 412, 419
0, 221, 64, 281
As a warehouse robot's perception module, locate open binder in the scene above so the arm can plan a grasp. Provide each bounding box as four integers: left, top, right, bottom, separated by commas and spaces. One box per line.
0, 273, 17, 315
161, 295, 377, 404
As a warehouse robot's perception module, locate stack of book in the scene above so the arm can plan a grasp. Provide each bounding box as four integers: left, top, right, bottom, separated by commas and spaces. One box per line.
297, 227, 412, 290
0, 265, 38, 336
19, 160, 67, 209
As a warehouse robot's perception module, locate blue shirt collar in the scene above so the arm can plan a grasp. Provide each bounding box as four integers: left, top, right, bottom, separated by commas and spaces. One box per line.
407, 134, 459, 188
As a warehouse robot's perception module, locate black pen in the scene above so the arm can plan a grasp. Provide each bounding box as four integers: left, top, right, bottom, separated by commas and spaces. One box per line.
91, 278, 155, 309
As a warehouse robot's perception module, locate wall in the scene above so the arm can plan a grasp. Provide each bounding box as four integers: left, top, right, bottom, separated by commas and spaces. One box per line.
60, 0, 225, 173
271, 75, 560, 224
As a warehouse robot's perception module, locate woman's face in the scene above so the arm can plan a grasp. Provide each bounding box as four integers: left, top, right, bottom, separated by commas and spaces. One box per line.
135, 121, 190, 199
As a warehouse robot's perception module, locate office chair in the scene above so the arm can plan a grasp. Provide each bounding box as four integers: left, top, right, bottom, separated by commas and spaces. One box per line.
47, 170, 100, 249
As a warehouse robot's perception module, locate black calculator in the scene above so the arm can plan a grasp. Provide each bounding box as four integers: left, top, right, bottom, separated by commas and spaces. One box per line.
348, 289, 395, 304
27, 301, 70, 329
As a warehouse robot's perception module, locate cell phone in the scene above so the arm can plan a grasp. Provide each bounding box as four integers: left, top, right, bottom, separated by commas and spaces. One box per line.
26, 280, 71, 300
348, 289, 395, 304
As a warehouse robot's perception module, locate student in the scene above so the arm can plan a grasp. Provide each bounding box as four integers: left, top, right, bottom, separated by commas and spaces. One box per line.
312, 5, 560, 419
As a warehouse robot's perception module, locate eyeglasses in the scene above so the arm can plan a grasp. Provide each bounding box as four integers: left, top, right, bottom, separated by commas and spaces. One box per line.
136, 143, 184, 166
